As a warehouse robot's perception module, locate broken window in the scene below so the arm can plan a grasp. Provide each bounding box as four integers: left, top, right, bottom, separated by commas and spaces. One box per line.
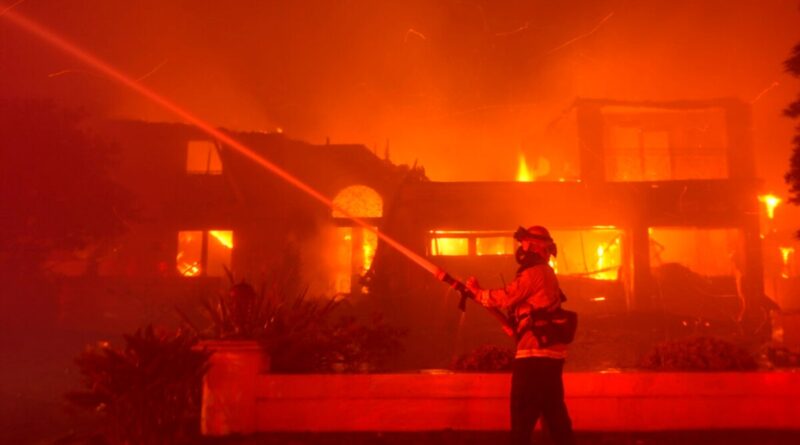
603, 108, 728, 181
330, 185, 382, 294
548, 227, 623, 281
649, 227, 742, 277
186, 140, 222, 174
176, 229, 233, 277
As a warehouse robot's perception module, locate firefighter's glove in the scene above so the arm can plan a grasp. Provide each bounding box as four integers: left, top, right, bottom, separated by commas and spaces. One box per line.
466, 277, 492, 307
465, 277, 482, 295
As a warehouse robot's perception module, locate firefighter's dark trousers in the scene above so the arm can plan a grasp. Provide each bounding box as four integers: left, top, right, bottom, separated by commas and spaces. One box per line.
510, 357, 575, 445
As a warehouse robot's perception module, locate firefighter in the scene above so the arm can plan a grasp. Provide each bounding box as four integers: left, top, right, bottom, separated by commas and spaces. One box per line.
465, 225, 575, 445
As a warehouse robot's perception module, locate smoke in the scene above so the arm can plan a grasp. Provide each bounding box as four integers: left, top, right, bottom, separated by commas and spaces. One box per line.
1, 0, 798, 186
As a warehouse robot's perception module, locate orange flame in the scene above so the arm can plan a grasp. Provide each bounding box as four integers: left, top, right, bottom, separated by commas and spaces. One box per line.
758, 194, 782, 220
516, 153, 534, 182
780, 246, 794, 278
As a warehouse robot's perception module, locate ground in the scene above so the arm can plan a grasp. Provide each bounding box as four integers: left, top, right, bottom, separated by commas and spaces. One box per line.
206, 431, 800, 445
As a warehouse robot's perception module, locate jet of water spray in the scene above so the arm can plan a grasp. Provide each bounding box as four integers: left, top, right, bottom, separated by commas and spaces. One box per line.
1, 7, 447, 280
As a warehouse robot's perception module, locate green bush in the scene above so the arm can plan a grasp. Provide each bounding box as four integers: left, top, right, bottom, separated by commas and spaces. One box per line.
66, 326, 210, 445
640, 336, 757, 371
452, 345, 515, 372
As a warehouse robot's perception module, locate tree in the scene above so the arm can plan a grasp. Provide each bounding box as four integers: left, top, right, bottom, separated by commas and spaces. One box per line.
784, 42, 800, 208
0, 98, 134, 324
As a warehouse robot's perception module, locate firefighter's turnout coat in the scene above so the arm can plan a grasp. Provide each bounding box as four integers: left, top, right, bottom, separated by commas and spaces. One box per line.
476, 262, 568, 359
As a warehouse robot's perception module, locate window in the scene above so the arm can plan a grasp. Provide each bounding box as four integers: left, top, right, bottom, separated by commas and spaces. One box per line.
476, 236, 515, 256
428, 228, 623, 281
429, 231, 515, 257
430, 236, 469, 256
330, 185, 382, 294
605, 127, 671, 181
603, 108, 728, 181
332, 185, 383, 218
649, 227, 742, 276
186, 140, 222, 174
176, 230, 233, 277
548, 228, 623, 281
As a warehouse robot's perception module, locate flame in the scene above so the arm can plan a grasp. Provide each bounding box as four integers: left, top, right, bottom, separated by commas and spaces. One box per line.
178, 262, 201, 277
780, 247, 794, 264
362, 228, 377, 272
516, 153, 534, 182
758, 194, 782, 220
593, 237, 621, 280
548, 257, 558, 274
209, 230, 234, 249
780, 246, 795, 278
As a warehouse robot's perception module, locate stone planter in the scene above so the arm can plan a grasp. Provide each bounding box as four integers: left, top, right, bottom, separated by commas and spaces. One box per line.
197, 340, 269, 436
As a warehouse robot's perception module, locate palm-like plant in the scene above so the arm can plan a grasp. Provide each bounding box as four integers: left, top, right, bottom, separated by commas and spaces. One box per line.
67, 326, 210, 445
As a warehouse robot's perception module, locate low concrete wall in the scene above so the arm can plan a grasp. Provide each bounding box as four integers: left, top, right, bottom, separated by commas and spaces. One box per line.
252, 372, 800, 432
198, 346, 800, 435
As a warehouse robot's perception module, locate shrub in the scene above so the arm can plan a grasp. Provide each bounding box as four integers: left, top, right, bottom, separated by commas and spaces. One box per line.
640, 336, 757, 371
452, 345, 515, 372
194, 278, 405, 373
764, 344, 800, 368
66, 326, 210, 445
325, 314, 406, 373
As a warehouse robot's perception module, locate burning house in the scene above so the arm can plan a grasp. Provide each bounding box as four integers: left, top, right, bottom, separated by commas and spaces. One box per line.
58, 97, 774, 368
367, 98, 770, 366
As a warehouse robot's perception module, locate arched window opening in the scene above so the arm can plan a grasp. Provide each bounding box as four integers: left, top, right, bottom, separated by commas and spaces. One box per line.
330, 185, 382, 294
332, 185, 383, 218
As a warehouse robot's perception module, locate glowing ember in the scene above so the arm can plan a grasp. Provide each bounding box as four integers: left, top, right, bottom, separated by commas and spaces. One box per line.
178, 262, 201, 277
516, 153, 534, 182
758, 194, 782, 220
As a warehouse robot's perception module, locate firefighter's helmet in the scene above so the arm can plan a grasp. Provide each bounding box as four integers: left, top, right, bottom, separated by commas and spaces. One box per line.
514, 225, 557, 258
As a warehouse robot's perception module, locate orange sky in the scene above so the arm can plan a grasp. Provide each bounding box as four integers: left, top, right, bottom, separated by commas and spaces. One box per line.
2, 0, 798, 192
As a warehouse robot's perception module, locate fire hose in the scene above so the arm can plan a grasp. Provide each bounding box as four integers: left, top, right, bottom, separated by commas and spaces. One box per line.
436, 269, 578, 345
435, 270, 516, 337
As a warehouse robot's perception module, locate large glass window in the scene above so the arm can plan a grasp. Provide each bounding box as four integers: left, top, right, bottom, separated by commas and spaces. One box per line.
428, 228, 623, 281
429, 231, 515, 257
